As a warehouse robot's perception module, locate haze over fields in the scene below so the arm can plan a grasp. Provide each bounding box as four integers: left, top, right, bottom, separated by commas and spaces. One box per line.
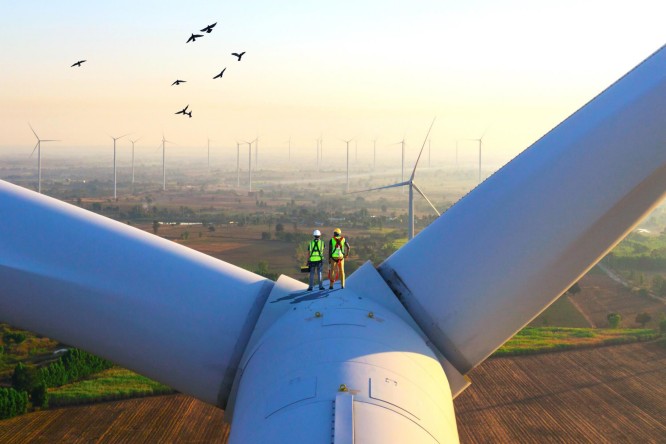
1, 1, 664, 169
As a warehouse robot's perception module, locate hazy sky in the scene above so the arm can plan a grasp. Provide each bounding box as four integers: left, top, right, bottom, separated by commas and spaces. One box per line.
1, 1, 664, 165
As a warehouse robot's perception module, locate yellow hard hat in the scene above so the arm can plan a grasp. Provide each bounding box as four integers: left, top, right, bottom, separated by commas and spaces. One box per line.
334, 228, 341, 235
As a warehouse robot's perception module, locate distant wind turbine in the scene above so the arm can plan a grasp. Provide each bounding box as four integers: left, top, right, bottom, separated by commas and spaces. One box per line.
129, 137, 141, 194
160, 134, 175, 191
28, 123, 59, 194
245, 139, 257, 191
350, 119, 438, 240
110, 133, 129, 200
465, 131, 486, 184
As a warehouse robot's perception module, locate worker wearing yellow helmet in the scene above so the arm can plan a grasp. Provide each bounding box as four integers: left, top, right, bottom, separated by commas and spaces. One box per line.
328, 228, 351, 289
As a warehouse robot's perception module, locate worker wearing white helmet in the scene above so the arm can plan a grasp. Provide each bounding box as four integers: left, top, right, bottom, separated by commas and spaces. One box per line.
306, 229, 325, 291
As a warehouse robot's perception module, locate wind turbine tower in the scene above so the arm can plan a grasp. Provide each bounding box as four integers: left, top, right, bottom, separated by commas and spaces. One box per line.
466, 132, 486, 184
343, 139, 353, 193
111, 133, 129, 200
160, 134, 174, 191
246, 139, 256, 192
129, 138, 141, 194
28, 124, 59, 194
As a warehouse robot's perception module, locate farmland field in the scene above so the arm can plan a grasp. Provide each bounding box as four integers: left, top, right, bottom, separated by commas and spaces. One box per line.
1, 341, 664, 443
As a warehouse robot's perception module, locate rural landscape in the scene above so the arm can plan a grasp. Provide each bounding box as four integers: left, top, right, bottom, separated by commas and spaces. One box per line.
1, 151, 665, 442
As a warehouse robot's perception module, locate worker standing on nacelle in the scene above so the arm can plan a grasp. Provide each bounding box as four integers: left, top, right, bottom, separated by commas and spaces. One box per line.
306, 229, 325, 291
328, 228, 350, 289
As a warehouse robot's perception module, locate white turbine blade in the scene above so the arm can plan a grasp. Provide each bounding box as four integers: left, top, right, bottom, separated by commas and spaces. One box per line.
376, 45, 666, 375
28, 123, 39, 140
409, 118, 436, 181
40, 139, 60, 142
348, 181, 410, 194
0, 180, 272, 407
29, 142, 39, 158
412, 182, 440, 216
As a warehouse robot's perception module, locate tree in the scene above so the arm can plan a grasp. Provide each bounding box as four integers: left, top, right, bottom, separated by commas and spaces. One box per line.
152, 220, 160, 234
12, 363, 37, 393
566, 282, 581, 296
31, 383, 48, 408
275, 223, 284, 233
607, 312, 622, 328
635, 312, 651, 327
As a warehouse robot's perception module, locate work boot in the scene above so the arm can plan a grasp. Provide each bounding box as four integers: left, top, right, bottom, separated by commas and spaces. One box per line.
319, 286, 325, 290
307, 287, 313, 291
329, 285, 333, 290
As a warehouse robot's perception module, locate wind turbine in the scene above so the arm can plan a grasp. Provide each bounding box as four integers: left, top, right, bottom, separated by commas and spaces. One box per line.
28, 124, 59, 194
160, 134, 174, 191
1, 47, 665, 444
351, 119, 439, 240
110, 133, 129, 200
465, 132, 486, 184
245, 139, 256, 191
129, 137, 141, 194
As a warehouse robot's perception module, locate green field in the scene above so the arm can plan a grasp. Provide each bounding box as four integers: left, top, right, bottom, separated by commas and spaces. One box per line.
529, 295, 590, 328
47, 367, 173, 407
494, 327, 657, 357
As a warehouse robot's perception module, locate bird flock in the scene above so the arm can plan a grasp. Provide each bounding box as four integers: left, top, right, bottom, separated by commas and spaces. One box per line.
176, 21, 246, 119
70, 20, 246, 120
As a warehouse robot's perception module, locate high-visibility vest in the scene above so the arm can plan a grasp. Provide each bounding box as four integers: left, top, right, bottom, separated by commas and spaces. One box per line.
330, 236, 346, 259
308, 239, 324, 262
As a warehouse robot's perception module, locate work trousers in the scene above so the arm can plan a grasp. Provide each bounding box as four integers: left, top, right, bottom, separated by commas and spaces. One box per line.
329, 258, 345, 288
309, 261, 323, 288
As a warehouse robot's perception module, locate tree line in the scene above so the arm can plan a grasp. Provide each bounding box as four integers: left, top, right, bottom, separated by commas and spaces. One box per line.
2, 349, 114, 419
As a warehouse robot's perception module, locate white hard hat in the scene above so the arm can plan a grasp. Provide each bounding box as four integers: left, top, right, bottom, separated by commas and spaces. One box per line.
313, 229, 321, 236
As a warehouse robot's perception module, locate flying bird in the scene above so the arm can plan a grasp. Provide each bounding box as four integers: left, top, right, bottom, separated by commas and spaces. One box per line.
175, 105, 189, 115
200, 22, 217, 33
231, 51, 245, 61
187, 33, 204, 43
213, 68, 226, 79
186, 111, 192, 118
171, 79, 186, 86
71, 60, 86, 67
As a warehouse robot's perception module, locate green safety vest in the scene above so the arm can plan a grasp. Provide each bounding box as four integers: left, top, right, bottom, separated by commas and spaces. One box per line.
308, 239, 324, 262
330, 236, 346, 259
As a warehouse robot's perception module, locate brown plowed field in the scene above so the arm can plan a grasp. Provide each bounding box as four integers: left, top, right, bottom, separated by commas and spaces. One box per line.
456, 341, 666, 443
2, 342, 664, 443
572, 272, 665, 329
